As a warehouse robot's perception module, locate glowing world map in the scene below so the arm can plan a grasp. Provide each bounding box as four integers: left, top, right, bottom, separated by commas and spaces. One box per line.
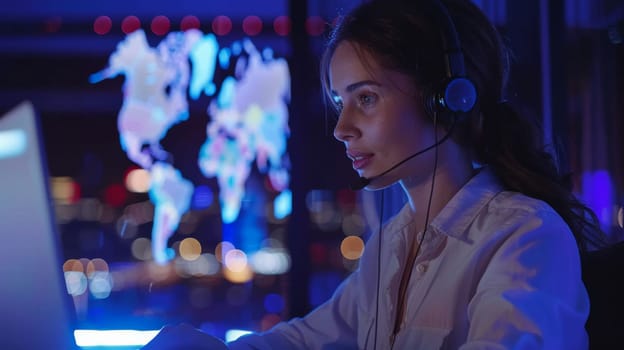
91, 29, 291, 264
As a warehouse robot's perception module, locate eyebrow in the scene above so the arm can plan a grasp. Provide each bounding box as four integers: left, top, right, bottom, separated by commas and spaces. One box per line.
331, 80, 382, 97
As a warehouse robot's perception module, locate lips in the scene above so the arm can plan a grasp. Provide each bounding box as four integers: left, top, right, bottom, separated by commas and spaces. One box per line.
347, 150, 373, 170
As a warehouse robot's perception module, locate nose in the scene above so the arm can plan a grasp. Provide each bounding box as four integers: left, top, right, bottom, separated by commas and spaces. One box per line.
333, 111, 358, 142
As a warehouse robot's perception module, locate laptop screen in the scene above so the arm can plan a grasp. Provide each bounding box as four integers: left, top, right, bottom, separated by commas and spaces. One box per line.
0, 101, 79, 349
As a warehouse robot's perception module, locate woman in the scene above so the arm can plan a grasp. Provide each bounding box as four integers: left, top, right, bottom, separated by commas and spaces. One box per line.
144, 0, 605, 348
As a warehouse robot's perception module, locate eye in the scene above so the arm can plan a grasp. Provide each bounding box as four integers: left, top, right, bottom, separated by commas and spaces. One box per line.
357, 93, 377, 108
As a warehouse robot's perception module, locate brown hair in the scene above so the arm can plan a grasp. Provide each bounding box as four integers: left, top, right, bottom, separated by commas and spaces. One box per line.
320, 0, 606, 252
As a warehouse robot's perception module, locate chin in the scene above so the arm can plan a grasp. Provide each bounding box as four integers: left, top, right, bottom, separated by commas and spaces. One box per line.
365, 179, 396, 191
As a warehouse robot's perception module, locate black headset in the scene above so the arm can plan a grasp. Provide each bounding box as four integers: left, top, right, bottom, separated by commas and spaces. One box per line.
421, 0, 477, 124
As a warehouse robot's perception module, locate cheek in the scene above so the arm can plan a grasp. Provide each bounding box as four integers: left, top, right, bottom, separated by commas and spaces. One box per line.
395, 107, 429, 137
394, 114, 436, 152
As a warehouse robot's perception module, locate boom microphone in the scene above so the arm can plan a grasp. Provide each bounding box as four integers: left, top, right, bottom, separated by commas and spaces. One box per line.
349, 126, 454, 191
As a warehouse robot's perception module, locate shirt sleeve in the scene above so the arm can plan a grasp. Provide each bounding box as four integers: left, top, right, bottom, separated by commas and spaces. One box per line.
228, 268, 363, 350
227, 210, 400, 350
460, 210, 590, 350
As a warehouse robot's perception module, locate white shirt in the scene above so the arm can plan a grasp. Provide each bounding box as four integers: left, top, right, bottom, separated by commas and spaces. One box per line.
229, 169, 590, 349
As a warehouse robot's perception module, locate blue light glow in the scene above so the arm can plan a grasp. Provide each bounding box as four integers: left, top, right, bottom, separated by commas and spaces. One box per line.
219, 47, 232, 69
263, 293, 285, 313
74, 329, 159, 347
0, 129, 27, 160
274, 189, 292, 219
225, 329, 253, 342
582, 170, 614, 231
191, 185, 214, 209
217, 76, 237, 109
189, 33, 219, 99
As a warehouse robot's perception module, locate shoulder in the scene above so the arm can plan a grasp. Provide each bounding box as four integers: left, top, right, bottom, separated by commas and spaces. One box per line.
483, 191, 568, 231
468, 191, 576, 252
489, 191, 557, 216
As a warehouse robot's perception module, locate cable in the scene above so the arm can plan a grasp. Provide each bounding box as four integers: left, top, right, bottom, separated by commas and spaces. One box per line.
389, 112, 444, 349
372, 189, 384, 350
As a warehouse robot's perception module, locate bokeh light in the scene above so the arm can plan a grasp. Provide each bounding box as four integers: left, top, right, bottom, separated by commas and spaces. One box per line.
125, 168, 151, 193
121, 16, 141, 34
78, 198, 103, 221
86, 258, 109, 277
180, 15, 200, 31
273, 189, 292, 220
51, 176, 80, 204
54, 203, 78, 224
63, 259, 84, 273
89, 271, 113, 299
306, 190, 342, 230
104, 183, 127, 208
215, 241, 235, 263
305, 16, 325, 36
340, 236, 365, 260
306, 189, 331, 212
212, 15, 232, 36
249, 248, 290, 274
311, 206, 341, 231
131, 237, 152, 261
99, 204, 116, 224
63, 259, 87, 296
224, 249, 248, 272
263, 293, 285, 314
342, 214, 366, 236
179, 237, 202, 261
222, 264, 253, 283
191, 185, 213, 210
309, 242, 327, 266
64, 270, 88, 296
336, 189, 357, 210
93, 16, 112, 35
174, 253, 220, 277
151, 15, 171, 36
242, 16, 263, 36
273, 16, 291, 36
261, 238, 284, 249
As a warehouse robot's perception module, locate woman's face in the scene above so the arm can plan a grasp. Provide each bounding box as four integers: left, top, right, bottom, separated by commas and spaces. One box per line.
329, 41, 437, 189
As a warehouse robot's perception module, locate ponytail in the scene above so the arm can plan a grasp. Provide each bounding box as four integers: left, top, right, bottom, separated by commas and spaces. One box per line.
478, 100, 607, 252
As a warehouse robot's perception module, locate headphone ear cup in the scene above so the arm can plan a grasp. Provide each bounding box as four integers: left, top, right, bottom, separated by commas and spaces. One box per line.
423, 77, 477, 123
422, 81, 456, 125
444, 77, 477, 113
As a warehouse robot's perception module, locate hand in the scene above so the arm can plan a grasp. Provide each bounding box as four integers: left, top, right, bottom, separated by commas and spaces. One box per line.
141, 323, 228, 350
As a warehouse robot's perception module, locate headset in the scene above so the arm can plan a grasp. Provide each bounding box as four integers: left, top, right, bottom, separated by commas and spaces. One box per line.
350, 0, 475, 191
421, 0, 478, 124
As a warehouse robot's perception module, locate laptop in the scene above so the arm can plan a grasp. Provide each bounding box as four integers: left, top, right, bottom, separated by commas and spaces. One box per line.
0, 101, 79, 349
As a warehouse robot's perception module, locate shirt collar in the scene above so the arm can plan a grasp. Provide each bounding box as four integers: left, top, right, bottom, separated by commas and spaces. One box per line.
429, 167, 504, 241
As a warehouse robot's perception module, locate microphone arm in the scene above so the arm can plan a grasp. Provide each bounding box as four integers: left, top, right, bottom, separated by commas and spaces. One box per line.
349, 121, 455, 191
